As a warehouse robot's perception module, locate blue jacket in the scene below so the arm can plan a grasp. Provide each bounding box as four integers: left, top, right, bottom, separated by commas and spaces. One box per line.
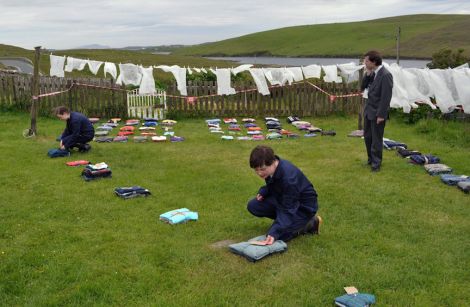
61, 112, 94, 148
258, 156, 318, 239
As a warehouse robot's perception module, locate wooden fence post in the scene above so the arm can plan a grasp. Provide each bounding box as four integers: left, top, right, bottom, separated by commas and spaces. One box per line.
28, 46, 41, 136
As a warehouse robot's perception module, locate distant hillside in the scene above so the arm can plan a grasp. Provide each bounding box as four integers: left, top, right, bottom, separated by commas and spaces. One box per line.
173, 14, 470, 58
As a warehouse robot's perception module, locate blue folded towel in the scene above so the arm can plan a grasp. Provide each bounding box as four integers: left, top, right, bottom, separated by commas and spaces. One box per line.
160, 208, 198, 224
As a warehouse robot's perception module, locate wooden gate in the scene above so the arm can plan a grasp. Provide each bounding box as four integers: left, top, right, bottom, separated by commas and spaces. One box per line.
127, 88, 167, 119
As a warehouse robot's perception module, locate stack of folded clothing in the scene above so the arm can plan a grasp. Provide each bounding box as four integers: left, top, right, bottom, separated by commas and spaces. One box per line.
321, 130, 336, 136
397, 147, 421, 158
287, 115, 301, 124
161, 119, 177, 127
228, 124, 241, 131
334, 293, 376, 307
133, 136, 147, 143
229, 235, 288, 262
383, 138, 407, 150
457, 181, 470, 193
95, 136, 113, 142
125, 119, 140, 126
96, 125, 113, 131
265, 117, 281, 131
266, 132, 282, 140
159, 208, 198, 225
440, 174, 470, 186
409, 154, 440, 165
94, 130, 109, 137
114, 186, 151, 199
223, 118, 237, 124
221, 135, 234, 140
47, 148, 70, 158
81, 162, 112, 181
113, 136, 128, 142
424, 163, 452, 176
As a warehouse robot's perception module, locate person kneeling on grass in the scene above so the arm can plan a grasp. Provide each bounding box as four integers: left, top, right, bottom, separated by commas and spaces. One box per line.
54, 106, 94, 152
247, 145, 322, 246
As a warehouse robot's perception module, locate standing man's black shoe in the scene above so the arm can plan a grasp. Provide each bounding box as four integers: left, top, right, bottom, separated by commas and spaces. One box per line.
371, 165, 380, 172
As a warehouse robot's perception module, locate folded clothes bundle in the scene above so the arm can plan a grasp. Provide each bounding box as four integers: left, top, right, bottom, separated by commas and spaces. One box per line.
397, 148, 421, 158
94, 130, 109, 137
66, 160, 90, 166
266, 132, 282, 140
321, 130, 336, 136
87, 162, 108, 170
440, 174, 470, 186
117, 131, 133, 136
383, 138, 407, 149
160, 208, 198, 224
96, 125, 113, 131
287, 115, 301, 123
114, 186, 151, 199
81, 167, 112, 181
170, 136, 185, 142
229, 235, 288, 262
143, 121, 158, 127
152, 136, 167, 142
457, 181, 470, 193
95, 136, 114, 143
133, 136, 147, 143
334, 293, 376, 307
48, 148, 70, 158
424, 163, 452, 176
113, 136, 128, 142
409, 154, 440, 165
120, 126, 135, 132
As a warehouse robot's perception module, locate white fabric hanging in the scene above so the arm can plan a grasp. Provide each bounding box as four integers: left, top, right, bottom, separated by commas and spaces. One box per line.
201, 68, 207, 73
286, 67, 304, 82
427, 69, 458, 113
231, 64, 253, 75
104, 62, 117, 79
116, 63, 142, 86
213, 68, 236, 95
193, 67, 201, 73
263, 68, 289, 86
450, 69, 470, 113
155, 65, 187, 96
187, 67, 193, 75
87, 60, 103, 75
301, 64, 321, 79
455, 63, 469, 70
337, 63, 363, 83
138, 66, 156, 95
64, 57, 87, 72
322, 65, 342, 83
249, 68, 270, 96
50, 55, 66, 77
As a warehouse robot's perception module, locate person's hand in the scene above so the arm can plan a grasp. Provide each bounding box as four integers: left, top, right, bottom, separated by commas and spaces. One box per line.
249, 235, 275, 246
376, 117, 385, 125
256, 194, 264, 201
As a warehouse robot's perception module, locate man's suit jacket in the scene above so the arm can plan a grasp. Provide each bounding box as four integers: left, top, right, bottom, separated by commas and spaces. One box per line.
364, 66, 393, 120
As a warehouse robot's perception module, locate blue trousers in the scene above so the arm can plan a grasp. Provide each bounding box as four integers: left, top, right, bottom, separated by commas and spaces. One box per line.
247, 196, 315, 242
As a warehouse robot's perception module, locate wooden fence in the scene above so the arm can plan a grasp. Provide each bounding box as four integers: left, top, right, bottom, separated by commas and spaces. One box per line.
166, 80, 363, 117
1, 71, 363, 118
0, 72, 127, 118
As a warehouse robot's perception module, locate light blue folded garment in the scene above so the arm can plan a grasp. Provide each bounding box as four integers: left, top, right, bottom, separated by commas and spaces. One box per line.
160, 208, 198, 224
229, 235, 287, 262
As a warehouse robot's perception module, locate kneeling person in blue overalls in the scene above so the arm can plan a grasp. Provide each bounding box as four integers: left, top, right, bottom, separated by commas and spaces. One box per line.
54, 106, 94, 152
247, 145, 322, 245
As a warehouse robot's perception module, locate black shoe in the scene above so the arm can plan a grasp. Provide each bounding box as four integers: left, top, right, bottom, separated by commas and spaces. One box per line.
301, 215, 323, 235
371, 165, 380, 172
79, 144, 91, 153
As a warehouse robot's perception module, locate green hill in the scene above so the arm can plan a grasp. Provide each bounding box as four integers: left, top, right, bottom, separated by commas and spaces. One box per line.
173, 14, 470, 58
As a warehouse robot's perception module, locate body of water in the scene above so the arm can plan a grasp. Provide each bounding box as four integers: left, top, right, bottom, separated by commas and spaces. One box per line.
206, 56, 430, 69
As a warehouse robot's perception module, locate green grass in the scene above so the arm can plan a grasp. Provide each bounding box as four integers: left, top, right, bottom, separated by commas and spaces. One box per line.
173, 14, 470, 58
0, 111, 469, 306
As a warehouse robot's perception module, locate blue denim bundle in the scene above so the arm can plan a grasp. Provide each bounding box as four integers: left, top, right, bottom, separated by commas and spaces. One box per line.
409, 154, 440, 165
143, 121, 158, 127
383, 139, 407, 150
47, 148, 70, 158
159, 208, 198, 225
440, 174, 470, 186
334, 293, 376, 307
114, 186, 151, 199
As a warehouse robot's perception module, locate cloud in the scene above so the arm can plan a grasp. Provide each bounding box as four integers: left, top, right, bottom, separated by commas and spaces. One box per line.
0, 0, 469, 49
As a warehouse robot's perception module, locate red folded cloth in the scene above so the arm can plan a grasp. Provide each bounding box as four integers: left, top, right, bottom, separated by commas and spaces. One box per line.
66, 160, 90, 166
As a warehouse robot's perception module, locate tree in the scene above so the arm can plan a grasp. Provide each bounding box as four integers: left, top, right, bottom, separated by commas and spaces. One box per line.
427, 48, 469, 69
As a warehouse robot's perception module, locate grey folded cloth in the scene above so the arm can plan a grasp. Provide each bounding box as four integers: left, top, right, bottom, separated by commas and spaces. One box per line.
229, 235, 287, 262
424, 163, 452, 176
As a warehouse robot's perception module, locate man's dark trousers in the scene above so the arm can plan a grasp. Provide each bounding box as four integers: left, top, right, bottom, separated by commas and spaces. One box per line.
364, 114, 386, 168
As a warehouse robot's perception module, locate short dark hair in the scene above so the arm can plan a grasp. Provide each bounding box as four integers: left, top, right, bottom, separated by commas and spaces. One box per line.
53, 106, 70, 115
364, 50, 383, 66
249, 145, 276, 168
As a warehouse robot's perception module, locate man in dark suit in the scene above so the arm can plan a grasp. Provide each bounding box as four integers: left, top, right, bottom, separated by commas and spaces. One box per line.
362, 50, 393, 172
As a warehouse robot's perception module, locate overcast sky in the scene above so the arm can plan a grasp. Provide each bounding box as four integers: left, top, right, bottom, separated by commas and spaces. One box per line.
1, 0, 470, 50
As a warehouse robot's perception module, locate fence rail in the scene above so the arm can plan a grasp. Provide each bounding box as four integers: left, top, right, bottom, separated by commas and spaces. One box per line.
1, 71, 363, 118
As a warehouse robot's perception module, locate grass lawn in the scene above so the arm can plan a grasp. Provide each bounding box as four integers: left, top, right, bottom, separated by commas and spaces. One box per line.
0, 111, 469, 306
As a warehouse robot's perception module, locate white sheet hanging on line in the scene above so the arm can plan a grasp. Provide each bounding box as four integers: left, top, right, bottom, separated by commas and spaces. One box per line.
116, 63, 142, 86
231, 64, 253, 75
427, 69, 457, 113
193, 67, 201, 73
213, 68, 236, 95
50, 55, 66, 77
249, 68, 270, 96
187, 67, 193, 75
322, 65, 342, 83
138, 66, 156, 95
263, 68, 289, 86
450, 69, 470, 114
155, 65, 187, 96
301, 64, 321, 79
337, 63, 363, 83
103, 62, 117, 79
286, 67, 304, 82
87, 60, 103, 75
64, 57, 87, 72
